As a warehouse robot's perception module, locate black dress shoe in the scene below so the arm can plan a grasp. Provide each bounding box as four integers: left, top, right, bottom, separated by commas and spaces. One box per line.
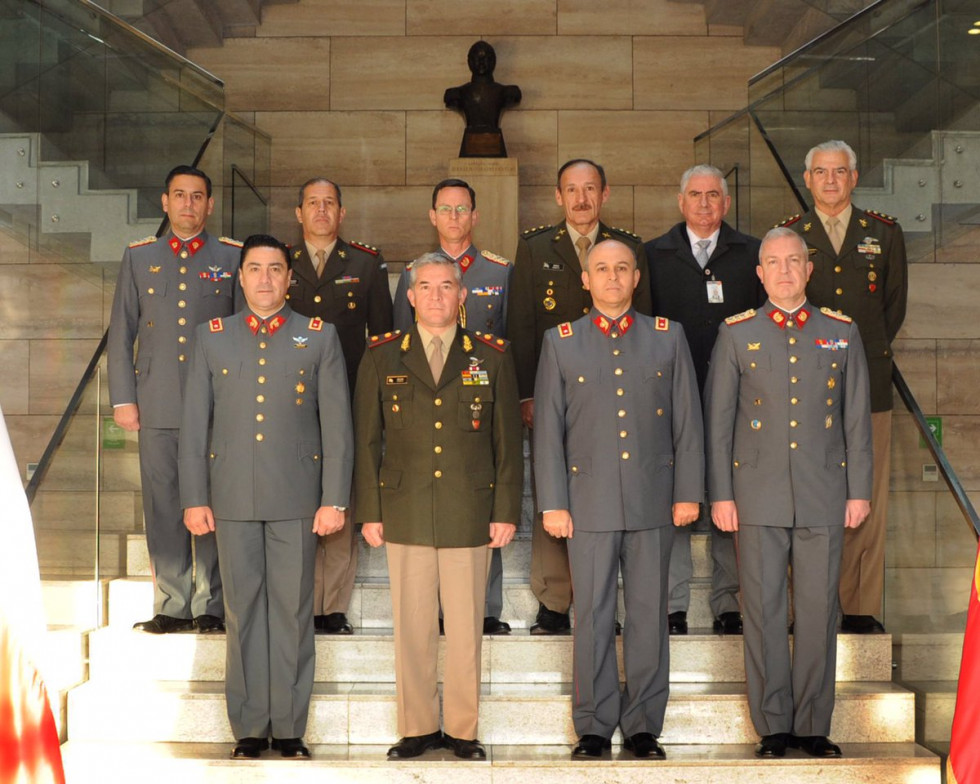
572, 734, 611, 758
754, 733, 789, 758
321, 612, 354, 634
443, 733, 487, 759
387, 731, 444, 759
483, 616, 511, 635
668, 611, 688, 635
712, 611, 743, 635
789, 734, 842, 757
623, 732, 666, 759
231, 737, 269, 759
530, 603, 571, 635
271, 737, 310, 758
195, 614, 225, 634
840, 614, 886, 634
615, 620, 622, 636
132, 614, 194, 634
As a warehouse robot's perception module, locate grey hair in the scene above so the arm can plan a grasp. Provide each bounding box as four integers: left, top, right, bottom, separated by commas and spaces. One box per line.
804, 140, 857, 171
679, 164, 728, 198
759, 226, 808, 262
407, 251, 463, 288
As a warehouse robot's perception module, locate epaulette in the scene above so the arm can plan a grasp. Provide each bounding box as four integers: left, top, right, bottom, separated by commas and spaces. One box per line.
219, 237, 243, 247
309, 316, 324, 331
654, 316, 669, 331
557, 322, 573, 338
602, 226, 640, 241
367, 330, 402, 348
820, 307, 853, 323
474, 331, 508, 352
725, 308, 757, 325
521, 225, 552, 238
129, 236, 157, 248
209, 317, 224, 333
349, 240, 379, 255
774, 214, 801, 228
864, 209, 897, 226
481, 250, 512, 266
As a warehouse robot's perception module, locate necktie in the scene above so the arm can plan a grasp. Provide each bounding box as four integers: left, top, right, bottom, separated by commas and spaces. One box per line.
576, 236, 591, 267
315, 249, 326, 278
694, 239, 711, 269
826, 217, 843, 255
429, 336, 444, 384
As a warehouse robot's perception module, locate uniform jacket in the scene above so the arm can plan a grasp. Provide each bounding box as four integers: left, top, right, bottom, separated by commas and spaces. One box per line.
645, 221, 764, 394
107, 230, 242, 428
392, 245, 513, 337
705, 301, 873, 528
783, 207, 908, 412
510, 221, 654, 399
353, 327, 523, 548
533, 309, 704, 532
178, 305, 353, 522
286, 237, 393, 392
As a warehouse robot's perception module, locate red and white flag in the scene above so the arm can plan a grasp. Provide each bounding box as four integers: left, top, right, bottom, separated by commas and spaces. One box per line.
949, 540, 980, 784
0, 404, 65, 784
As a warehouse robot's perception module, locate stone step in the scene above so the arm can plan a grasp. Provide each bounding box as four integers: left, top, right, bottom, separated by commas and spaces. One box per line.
106, 575, 732, 634
59, 740, 941, 784
41, 579, 104, 628
86, 626, 893, 685
907, 681, 957, 745
894, 632, 965, 681
65, 680, 915, 745
39, 625, 89, 742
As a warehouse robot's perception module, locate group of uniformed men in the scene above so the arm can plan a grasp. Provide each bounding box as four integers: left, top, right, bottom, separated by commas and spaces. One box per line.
107, 138, 906, 762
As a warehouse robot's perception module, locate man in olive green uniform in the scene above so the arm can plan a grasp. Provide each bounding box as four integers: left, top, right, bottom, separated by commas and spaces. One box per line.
288, 177, 393, 635
355, 253, 523, 760
779, 140, 908, 634
509, 159, 653, 634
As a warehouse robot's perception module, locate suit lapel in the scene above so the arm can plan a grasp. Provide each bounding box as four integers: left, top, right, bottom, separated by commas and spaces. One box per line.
553, 227, 582, 275
671, 224, 703, 272
436, 332, 471, 392
840, 211, 865, 256
290, 246, 319, 287
803, 211, 837, 258
401, 330, 438, 392
320, 239, 347, 282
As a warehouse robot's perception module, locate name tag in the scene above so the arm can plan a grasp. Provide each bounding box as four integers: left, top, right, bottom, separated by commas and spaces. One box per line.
706, 280, 724, 303
543, 261, 564, 272
386, 375, 408, 385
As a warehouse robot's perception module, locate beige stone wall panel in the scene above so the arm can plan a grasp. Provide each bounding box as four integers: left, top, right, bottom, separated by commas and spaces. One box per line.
936, 493, 980, 568
937, 339, 980, 415
407, 0, 557, 36
257, 0, 407, 38
891, 338, 937, 414
634, 185, 685, 242
0, 341, 30, 415
901, 263, 980, 341
884, 491, 936, 568
0, 267, 103, 340
29, 339, 102, 416
557, 0, 705, 35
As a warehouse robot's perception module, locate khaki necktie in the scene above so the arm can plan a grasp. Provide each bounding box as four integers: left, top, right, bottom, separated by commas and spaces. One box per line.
429, 335, 445, 384
314, 249, 326, 278
826, 217, 843, 255
576, 236, 592, 267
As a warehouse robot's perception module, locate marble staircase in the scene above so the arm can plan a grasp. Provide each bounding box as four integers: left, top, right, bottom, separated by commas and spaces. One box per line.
55, 534, 943, 782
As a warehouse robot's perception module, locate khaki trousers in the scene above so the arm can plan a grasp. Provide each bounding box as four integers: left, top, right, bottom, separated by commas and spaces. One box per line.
839, 409, 891, 616
386, 542, 489, 739
312, 508, 357, 615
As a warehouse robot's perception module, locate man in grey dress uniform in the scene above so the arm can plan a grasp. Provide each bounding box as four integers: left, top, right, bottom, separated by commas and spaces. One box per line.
533, 240, 704, 760
392, 178, 514, 635
705, 227, 872, 759
179, 234, 353, 760
288, 177, 393, 636
645, 164, 764, 636
107, 164, 241, 634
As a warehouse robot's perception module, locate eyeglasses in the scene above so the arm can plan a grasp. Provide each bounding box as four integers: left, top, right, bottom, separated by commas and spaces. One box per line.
435, 204, 472, 216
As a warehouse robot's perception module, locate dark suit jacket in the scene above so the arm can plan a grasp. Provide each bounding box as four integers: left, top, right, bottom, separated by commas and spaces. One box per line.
644, 221, 764, 394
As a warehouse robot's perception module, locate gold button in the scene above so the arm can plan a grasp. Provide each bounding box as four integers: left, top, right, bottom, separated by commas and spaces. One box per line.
618, 410, 626, 418
583, 308, 589, 314
657, 408, 664, 416
392, 394, 399, 401
178, 300, 186, 308
348, 291, 354, 298
841, 461, 847, 467
180, 250, 188, 259
434, 398, 442, 406
831, 362, 838, 369
791, 397, 798, 405
619, 430, 627, 438
616, 388, 624, 396
147, 287, 155, 295
256, 433, 264, 442
178, 317, 186, 326
578, 376, 585, 383
178, 354, 186, 362
614, 368, 623, 376
613, 349, 621, 356
789, 356, 798, 364
827, 398, 834, 406
209, 453, 214, 459
621, 451, 630, 460
222, 368, 228, 375
790, 441, 798, 449
178, 336, 187, 344
256, 414, 264, 422
258, 358, 266, 366
313, 455, 319, 461
256, 394, 265, 403
258, 376, 266, 384
179, 282, 187, 291
791, 376, 798, 383
296, 398, 303, 405
834, 265, 842, 273
657, 371, 663, 377
179, 266, 187, 274
435, 421, 443, 429
546, 288, 554, 296
260, 327, 267, 334
475, 397, 481, 403
835, 287, 843, 295
789, 337, 797, 345
314, 295, 322, 303
434, 446, 442, 454
750, 362, 756, 369
733, 460, 740, 468
790, 420, 798, 427
434, 470, 442, 478
259, 342, 267, 349
571, 466, 578, 473
548, 280, 554, 286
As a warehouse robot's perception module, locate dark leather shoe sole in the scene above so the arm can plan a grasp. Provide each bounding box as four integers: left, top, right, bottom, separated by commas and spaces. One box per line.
623, 732, 666, 759
712, 612, 743, 635
444, 734, 487, 759
668, 612, 688, 635
755, 733, 789, 758
483, 617, 512, 635
133, 615, 194, 634
387, 731, 444, 759
321, 612, 354, 634
572, 734, 611, 758
231, 737, 269, 759
789, 735, 842, 757
271, 737, 310, 758
840, 614, 885, 634
194, 615, 225, 634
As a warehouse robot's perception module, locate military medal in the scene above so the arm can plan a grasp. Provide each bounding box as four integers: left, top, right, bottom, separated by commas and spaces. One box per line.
543, 296, 556, 311
751, 419, 762, 430
296, 382, 305, 394
471, 401, 482, 430
827, 377, 836, 389
462, 357, 489, 386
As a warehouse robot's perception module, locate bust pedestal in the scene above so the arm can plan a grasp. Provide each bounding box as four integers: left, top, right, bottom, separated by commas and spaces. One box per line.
448, 157, 519, 263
